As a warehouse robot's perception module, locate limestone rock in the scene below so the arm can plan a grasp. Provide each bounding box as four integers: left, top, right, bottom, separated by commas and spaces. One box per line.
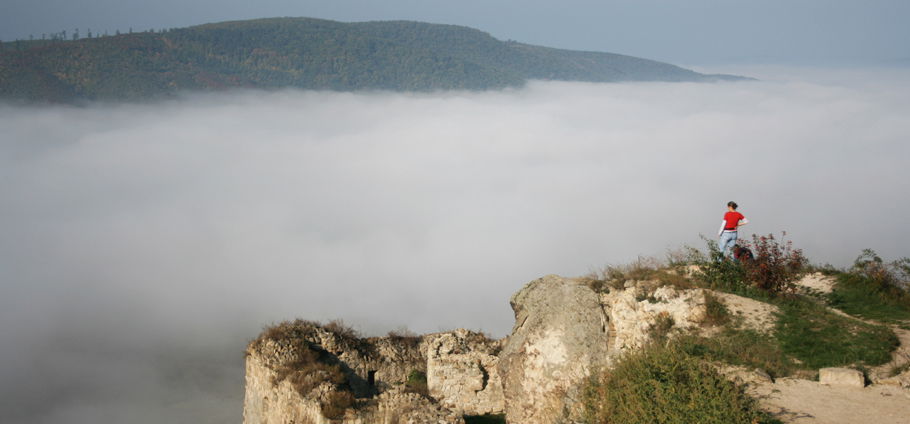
820, 367, 865, 388
602, 285, 709, 351
426, 329, 504, 415
497, 275, 612, 424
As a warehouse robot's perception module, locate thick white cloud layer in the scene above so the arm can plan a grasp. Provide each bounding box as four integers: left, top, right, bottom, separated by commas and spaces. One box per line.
1, 67, 908, 423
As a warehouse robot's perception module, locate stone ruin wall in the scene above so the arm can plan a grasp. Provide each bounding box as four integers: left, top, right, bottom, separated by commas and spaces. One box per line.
242, 325, 494, 424
426, 329, 505, 416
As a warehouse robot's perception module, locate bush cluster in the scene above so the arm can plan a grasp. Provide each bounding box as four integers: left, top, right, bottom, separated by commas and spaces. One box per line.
581, 343, 778, 424
827, 250, 910, 325
739, 233, 807, 294
685, 239, 750, 295
688, 233, 806, 298
850, 249, 910, 292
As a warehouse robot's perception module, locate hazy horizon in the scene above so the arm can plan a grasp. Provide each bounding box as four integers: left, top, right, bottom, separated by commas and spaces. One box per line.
2, 66, 909, 423
2, 1, 909, 66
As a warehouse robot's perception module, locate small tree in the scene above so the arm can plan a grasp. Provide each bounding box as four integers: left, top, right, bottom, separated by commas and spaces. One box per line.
852, 249, 910, 292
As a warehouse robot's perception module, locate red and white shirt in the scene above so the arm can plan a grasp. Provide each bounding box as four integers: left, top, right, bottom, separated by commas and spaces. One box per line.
718, 211, 747, 235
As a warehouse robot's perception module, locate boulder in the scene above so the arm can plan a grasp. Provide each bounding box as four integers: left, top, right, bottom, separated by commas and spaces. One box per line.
819, 367, 865, 388
497, 275, 612, 424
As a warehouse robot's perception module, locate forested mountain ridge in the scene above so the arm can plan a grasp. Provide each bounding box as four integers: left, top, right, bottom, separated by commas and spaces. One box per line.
0, 17, 747, 102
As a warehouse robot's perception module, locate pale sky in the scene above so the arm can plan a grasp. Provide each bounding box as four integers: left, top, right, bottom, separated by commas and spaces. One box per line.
2, 0, 909, 65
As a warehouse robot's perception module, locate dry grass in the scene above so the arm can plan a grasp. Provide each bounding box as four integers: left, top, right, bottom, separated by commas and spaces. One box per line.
250, 319, 319, 353
324, 319, 360, 340
251, 319, 358, 418
387, 328, 423, 349
587, 256, 695, 293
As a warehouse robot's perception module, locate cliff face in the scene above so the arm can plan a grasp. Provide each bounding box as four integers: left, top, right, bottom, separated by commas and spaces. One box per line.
242, 275, 716, 424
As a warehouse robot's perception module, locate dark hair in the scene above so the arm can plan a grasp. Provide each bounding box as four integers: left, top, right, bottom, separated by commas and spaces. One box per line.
727, 201, 738, 210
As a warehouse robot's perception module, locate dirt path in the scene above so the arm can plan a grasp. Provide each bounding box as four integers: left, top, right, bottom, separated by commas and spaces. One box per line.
749, 273, 910, 422
751, 378, 910, 424
871, 326, 910, 383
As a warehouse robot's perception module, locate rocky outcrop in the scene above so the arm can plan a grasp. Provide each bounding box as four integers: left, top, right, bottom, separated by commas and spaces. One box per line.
243, 276, 731, 424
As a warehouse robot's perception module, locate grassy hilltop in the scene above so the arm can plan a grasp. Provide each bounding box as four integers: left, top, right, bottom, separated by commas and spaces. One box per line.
579, 239, 910, 424
0, 17, 746, 102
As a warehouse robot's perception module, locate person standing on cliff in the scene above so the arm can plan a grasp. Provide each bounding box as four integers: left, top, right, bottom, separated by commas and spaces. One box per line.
718, 201, 748, 259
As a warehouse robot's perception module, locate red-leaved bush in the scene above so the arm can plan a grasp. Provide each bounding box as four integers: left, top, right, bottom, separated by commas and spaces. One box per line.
739, 233, 807, 294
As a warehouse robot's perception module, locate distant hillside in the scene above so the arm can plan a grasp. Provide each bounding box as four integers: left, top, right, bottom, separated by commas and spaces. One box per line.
0, 17, 748, 102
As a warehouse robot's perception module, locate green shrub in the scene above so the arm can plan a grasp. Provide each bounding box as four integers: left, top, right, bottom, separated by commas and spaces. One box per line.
581, 343, 778, 424
686, 239, 750, 295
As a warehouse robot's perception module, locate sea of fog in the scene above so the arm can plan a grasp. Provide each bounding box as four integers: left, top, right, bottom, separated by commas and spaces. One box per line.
1, 67, 908, 423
